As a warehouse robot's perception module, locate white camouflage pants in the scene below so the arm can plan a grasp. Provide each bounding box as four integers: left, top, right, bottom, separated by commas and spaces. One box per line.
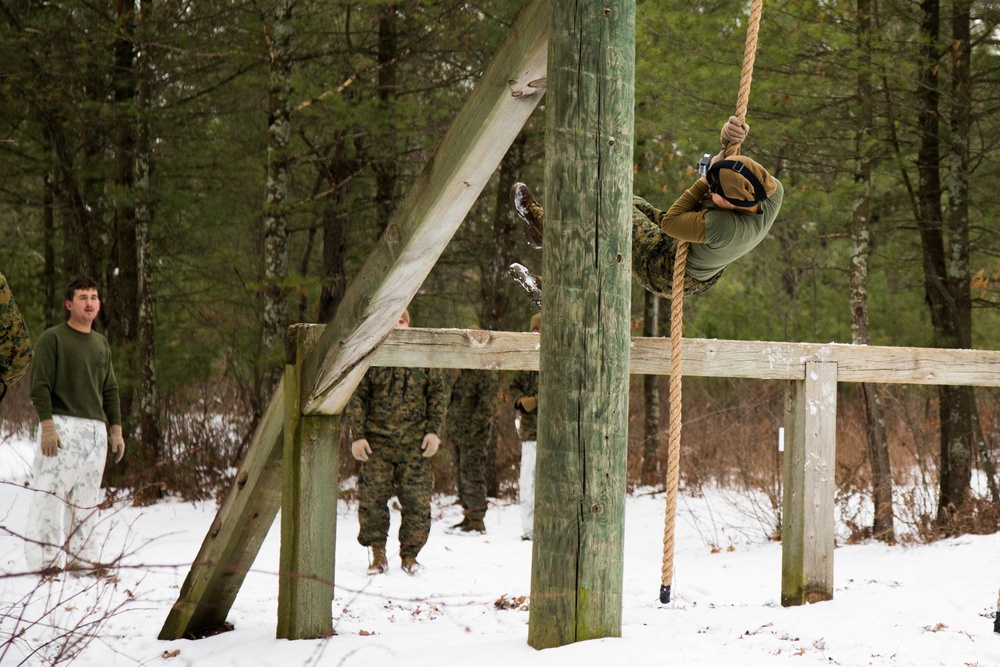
519, 439, 536, 540
24, 415, 108, 571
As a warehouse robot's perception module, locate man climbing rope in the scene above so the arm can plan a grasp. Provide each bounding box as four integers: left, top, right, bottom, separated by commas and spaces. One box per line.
508, 116, 783, 307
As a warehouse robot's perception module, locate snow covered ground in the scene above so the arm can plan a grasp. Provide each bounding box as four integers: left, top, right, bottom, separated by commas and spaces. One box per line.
1, 431, 998, 666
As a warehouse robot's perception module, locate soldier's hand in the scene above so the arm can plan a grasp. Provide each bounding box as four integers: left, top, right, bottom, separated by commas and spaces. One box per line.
351, 438, 372, 461
517, 396, 538, 414
40, 419, 61, 457
720, 115, 749, 146
110, 424, 126, 463
421, 433, 440, 458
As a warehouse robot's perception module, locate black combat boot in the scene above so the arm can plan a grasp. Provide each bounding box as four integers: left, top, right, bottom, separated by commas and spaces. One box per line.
509, 263, 542, 309
512, 182, 544, 249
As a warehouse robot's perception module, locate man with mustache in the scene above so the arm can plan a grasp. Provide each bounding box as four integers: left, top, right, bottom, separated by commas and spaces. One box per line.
25, 276, 125, 578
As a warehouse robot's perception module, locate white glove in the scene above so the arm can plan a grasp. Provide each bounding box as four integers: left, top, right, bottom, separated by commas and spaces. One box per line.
351, 438, 372, 461
421, 433, 441, 458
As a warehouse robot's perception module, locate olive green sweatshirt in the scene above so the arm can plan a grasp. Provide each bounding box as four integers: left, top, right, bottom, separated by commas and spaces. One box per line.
30, 323, 121, 425
661, 178, 784, 282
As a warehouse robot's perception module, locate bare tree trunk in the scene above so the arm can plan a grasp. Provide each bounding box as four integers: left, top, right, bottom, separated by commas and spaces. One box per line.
317, 133, 356, 323
480, 132, 526, 332
260, 0, 294, 406
640, 290, 662, 487
318, 205, 347, 323
134, 0, 161, 501
105, 0, 140, 489
42, 98, 101, 285
480, 132, 527, 496
852, 0, 893, 543
946, 0, 993, 512
42, 133, 56, 328
373, 5, 398, 240
914, 0, 973, 529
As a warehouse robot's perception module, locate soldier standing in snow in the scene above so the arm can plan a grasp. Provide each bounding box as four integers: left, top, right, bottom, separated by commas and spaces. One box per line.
445, 334, 499, 535
346, 309, 447, 575
25, 277, 125, 577
509, 312, 540, 541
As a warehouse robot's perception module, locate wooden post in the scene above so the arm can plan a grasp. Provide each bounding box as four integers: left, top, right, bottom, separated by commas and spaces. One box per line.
781, 361, 837, 606
528, 0, 635, 649
277, 324, 338, 639
159, 0, 548, 640
301, 0, 549, 416
158, 379, 286, 640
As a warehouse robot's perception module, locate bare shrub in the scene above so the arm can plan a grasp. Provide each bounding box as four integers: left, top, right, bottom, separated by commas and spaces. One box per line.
629, 376, 1000, 545
0, 484, 143, 666
0, 573, 135, 666
154, 380, 255, 501
628, 377, 785, 541
0, 362, 37, 438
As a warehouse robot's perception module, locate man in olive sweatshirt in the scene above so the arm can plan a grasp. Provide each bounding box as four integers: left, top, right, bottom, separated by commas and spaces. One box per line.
25, 277, 125, 576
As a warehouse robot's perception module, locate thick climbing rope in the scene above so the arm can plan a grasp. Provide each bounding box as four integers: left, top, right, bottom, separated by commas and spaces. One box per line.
660, 0, 764, 605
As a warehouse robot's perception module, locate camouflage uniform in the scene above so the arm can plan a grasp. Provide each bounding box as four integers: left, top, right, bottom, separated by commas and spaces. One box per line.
510, 369, 539, 539
446, 369, 499, 522
631, 197, 725, 299
0, 272, 32, 401
346, 366, 447, 559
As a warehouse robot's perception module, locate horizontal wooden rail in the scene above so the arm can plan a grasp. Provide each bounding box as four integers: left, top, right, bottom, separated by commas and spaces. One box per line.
371, 327, 1000, 387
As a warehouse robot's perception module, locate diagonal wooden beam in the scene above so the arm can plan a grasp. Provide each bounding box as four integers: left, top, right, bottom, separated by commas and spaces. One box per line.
159, 377, 286, 639
159, 0, 549, 640
302, 0, 549, 415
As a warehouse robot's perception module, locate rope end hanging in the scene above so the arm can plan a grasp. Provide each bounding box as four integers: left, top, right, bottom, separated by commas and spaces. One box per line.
658, 0, 763, 611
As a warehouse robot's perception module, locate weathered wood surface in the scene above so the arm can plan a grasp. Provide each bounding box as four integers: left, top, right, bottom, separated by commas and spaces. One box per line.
160, 0, 551, 639
302, 0, 550, 416
527, 0, 635, 649
781, 362, 837, 606
158, 376, 286, 640
373, 328, 1000, 387
277, 325, 338, 639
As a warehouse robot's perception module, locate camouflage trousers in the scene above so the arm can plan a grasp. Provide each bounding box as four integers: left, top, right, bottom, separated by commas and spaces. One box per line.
453, 426, 490, 521
24, 415, 108, 571
357, 446, 432, 559
632, 197, 725, 299
0, 272, 32, 396
519, 439, 536, 539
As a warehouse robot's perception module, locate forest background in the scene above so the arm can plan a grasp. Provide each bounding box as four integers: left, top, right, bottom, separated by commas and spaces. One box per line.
1, 0, 999, 545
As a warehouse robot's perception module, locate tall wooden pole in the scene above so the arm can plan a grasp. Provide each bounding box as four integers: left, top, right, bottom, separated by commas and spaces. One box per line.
528, 0, 635, 649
